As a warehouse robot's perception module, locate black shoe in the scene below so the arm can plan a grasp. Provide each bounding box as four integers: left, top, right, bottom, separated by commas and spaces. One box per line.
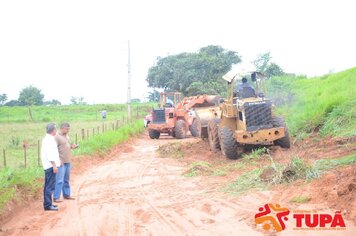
52, 204, 58, 207
45, 205, 58, 211
64, 196, 75, 200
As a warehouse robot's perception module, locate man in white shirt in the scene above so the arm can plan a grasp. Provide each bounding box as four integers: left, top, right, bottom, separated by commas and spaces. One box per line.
41, 123, 61, 211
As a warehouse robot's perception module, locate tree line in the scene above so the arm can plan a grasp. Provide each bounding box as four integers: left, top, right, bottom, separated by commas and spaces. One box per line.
0, 86, 89, 107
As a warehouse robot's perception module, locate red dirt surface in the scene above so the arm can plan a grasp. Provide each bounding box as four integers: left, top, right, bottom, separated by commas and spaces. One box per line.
0, 133, 355, 235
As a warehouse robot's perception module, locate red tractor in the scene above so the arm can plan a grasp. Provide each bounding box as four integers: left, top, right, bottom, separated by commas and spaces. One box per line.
147, 92, 220, 139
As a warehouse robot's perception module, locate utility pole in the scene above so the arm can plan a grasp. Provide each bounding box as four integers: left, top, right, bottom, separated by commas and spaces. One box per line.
127, 40, 132, 120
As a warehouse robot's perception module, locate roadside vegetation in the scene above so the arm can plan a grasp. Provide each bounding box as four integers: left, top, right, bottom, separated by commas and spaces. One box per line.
0, 104, 150, 216
266, 67, 356, 137
157, 68, 356, 199
226, 152, 356, 195
157, 141, 356, 195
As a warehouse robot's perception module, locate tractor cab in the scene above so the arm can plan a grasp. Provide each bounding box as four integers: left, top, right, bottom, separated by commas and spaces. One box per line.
151, 92, 181, 125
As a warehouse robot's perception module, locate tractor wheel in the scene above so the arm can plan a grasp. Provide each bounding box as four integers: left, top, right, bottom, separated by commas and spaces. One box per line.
272, 116, 291, 148
174, 119, 187, 139
148, 129, 160, 139
189, 118, 200, 137
207, 118, 220, 152
219, 126, 239, 159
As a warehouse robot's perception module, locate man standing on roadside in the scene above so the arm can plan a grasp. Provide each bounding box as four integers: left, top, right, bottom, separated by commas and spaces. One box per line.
41, 123, 60, 211
53, 122, 78, 202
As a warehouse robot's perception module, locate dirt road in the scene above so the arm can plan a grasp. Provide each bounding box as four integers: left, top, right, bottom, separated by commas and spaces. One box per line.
1, 135, 355, 235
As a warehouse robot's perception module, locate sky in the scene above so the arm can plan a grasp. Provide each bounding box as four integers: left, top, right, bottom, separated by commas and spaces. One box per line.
0, 0, 355, 104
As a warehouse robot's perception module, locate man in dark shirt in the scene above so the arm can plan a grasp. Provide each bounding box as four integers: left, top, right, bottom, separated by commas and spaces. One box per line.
237, 77, 256, 98
53, 122, 78, 202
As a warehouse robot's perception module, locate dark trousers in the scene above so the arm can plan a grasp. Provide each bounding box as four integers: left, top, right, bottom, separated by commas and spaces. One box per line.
43, 167, 56, 209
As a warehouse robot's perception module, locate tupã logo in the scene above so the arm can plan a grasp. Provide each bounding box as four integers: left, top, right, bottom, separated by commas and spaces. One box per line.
255, 203, 290, 232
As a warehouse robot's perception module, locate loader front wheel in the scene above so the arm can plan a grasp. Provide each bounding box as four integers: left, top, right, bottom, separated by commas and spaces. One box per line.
174, 119, 187, 139
189, 118, 200, 137
207, 118, 220, 152
219, 126, 239, 159
272, 116, 291, 148
148, 129, 160, 139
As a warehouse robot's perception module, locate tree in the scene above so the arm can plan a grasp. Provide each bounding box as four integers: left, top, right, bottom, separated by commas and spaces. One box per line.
147, 89, 160, 102
130, 98, 141, 103
5, 99, 20, 106
70, 96, 86, 105
43, 99, 61, 106
0, 93, 7, 105
265, 63, 285, 77
18, 86, 44, 106
18, 86, 45, 120
146, 45, 241, 96
252, 52, 272, 73
252, 52, 285, 77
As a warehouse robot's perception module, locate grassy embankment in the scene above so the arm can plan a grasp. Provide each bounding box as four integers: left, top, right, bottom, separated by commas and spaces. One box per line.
0, 103, 151, 215
267, 67, 356, 138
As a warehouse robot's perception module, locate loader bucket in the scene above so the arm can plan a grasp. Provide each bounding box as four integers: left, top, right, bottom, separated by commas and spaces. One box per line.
195, 106, 221, 139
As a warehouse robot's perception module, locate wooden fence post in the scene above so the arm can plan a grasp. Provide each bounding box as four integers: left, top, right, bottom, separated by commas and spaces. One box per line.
38, 140, 40, 167
24, 147, 27, 168
3, 149, 6, 168
81, 129, 85, 140
115, 120, 119, 130
87, 129, 89, 139
97, 126, 100, 134
102, 123, 104, 133
75, 133, 78, 144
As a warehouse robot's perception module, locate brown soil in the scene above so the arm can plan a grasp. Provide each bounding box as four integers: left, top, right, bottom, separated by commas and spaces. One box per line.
0, 133, 355, 235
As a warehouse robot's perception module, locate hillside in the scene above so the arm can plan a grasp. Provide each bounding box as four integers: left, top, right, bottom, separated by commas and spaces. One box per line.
266, 67, 356, 138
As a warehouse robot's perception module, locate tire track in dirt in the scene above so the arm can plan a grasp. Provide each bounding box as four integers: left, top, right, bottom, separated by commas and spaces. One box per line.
137, 146, 184, 235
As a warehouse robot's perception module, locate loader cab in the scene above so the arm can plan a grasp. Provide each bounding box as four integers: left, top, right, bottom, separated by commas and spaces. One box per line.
221, 71, 272, 131
151, 92, 182, 124
232, 72, 267, 100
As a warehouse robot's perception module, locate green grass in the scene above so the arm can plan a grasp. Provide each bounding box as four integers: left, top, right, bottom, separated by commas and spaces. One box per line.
157, 142, 184, 159
74, 120, 144, 155
0, 104, 152, 168
0, 103, 149, 216
0, 167, 43, 214
225, 152, 356, 195
0, 120, 144, 215
225, 168, 266, 194
313, 152, 356, 171
289, 195, 311, 203
183, 161, 213, 177
266, 67, 356, 137
0, 103, 153, 123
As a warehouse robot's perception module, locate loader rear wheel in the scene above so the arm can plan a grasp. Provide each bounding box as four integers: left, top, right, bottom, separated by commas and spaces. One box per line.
207, 118, 220, 152
189, 118, 200, 137
148, 129, 160, 139
272, 116, 291, 148
219, 126, 239, 159
174, 119, 187, 139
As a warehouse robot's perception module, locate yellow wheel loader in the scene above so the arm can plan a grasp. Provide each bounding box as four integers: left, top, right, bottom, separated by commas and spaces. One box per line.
206, 71, 290, 159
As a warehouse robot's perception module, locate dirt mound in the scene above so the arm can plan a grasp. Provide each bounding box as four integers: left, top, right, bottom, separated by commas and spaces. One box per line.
314, 165, 356, 222
166, 133, 356, 225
